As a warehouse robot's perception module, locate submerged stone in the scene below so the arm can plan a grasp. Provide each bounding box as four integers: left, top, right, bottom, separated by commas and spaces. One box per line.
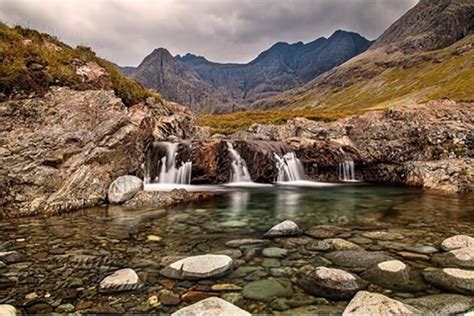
108, 175, 142, 204
262, 247, 288, 258
325, 250, 394, 271
441, 235, 474, 251
0, 251, 25, 264
404, 245, 438, 254
362, 260, 426, 292
342, 291, 420, 315
362, 231, 405, 241
172, 297, 250, 316
423, 268, 474, 295
160, 254, 233, 280
298, 267, 368, 300
225, 239, 269, 248
242, 278, 294, 302
432, 247, 474, 269
99, 268, 141, 293
306, 225, 351, 239
264, 220, 300, 238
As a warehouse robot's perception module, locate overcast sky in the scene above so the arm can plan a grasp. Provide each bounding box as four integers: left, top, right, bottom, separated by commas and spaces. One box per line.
0, 0, 418, 66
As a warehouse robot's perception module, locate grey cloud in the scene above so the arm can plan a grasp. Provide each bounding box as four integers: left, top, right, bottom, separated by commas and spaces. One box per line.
0, 0, 417, 66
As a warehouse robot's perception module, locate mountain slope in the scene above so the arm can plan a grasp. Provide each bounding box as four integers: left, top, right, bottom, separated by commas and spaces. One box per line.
126, 30, 371, 113
252, 0, 474, 111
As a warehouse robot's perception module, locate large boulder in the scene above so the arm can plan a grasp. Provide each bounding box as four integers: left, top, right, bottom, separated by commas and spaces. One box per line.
423, 268, 474, 295
441, 235, 474, 251
342, 291, 420, 315
160, 254, 234, 280
171, 297, 250, 316
298, 267, 368, 300
107, 175, 142, 203
362, 260, 426, 292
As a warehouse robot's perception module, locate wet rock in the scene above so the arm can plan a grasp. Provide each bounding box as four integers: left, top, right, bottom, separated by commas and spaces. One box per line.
270, 267, 297, 277
221, 220, 248, 228
264, 220, 300, 238
99, 268, 141, 293
108, 175, 143, 203
262, 258, 281, 268
211, 283, 242, 291
397, 251, 430, 261
0, 251, 25, 264
26, 303, 54, 314
172, 297, 250, 316
0, 304, 17, 316
276, 305, 345, 315
441, 235, 474, 251
159, 289, 181, 306
214, 249, 243, 259
405, 294, 474, 315
423, 268, 474, 295
56, 303, 75, 313
160, 254, 233, 280
299, 267, 368, 300
183, 290, 219, 303
242, 278, 294, 302
362, 231, 404, 241
263, 247, 288, 258
404, 245, 439, 254
325, 250, 394, 271
362, 260, 426, 292
342, 291, 420, 315
306, 225, 350, 239
225, 239, 269, 248
312, 238, 361, 251
432, 247, 474, 268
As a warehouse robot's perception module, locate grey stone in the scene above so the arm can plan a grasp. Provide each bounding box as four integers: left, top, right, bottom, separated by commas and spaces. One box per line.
432, 247, 474, 269
362, 260, 426, 292
172, 297, 250, 316
99, 268, 141, 293
108, 175, 142, 203
404, 245, 439, 254
405, 294, 474, 315
264, 220, 300, 238
343, 291, 420, 315
0, 251, 25, 264
299, 267, 368, 300
160, 254, 233, 280
423, 268, 474, 295
242, 278, 294, 302
225, 239, 269, 248
325, 250, 394, 271
263, 247, 288, 258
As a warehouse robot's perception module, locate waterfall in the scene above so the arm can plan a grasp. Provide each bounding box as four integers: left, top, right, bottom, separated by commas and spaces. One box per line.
227, 142, 252, 183
153, 142, 192, 184
274, 152, 305, 182
339, 160, 355, 181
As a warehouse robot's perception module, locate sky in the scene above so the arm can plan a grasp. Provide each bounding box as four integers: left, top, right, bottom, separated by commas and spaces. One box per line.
0, 0, 418, 66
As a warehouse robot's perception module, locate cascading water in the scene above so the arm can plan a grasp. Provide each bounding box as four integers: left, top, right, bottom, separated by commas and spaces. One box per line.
147, 142, 192, 185
339, 160, 356, 182
226, 142, 252, 183
274, 152, 305, 182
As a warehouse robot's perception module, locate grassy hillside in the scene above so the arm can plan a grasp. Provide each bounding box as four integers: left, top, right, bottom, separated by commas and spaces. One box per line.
200, 34, 473, 134
0, 22, 160, 106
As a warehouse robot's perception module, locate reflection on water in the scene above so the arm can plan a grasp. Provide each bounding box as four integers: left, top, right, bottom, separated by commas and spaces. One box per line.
229, 190, 250, 217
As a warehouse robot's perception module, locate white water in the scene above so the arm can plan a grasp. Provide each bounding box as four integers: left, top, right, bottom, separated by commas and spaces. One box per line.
156, 142, 192, 184
339, 160, 357, 182
274, 152, 305, 182
226, 142, 252, 183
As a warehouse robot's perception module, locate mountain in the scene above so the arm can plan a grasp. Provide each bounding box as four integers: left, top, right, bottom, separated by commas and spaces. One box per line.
251, 0, 474, 112
125, 30, 371, 113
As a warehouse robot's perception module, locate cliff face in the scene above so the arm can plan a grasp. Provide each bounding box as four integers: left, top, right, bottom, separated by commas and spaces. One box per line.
127, 31, 371, 113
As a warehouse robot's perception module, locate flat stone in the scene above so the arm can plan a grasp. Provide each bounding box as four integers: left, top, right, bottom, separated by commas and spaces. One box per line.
325, 250, 394, 271
182, 290, 219, 304
404, 245, 439, 254
263, 247, 288, 258
441, 235, 474, 251
108, 175, 142, 203
362, 260, 426, 292
262, 258, 281, 268
211, 283, 242, 291
147, 235, 162, 242
432, 247, 474, 269
159, 289, 181, 306
172, 297, 250, 316
423, 268, 474, 295
397, 251, 430, 261
242, 278, 294, 302
405, 294, 474, 315
0, 251, 25, 264
342, 291, 420, 315
306, 225, 350, 239
362, 231, 404, 241
160, 254, 233, 280
99, 268, 141, 293
225, 239, 269, 248
298, 267, 368, 300
0, 304, 17, 316
264, 220, 300, 238
316, 238, 362, 251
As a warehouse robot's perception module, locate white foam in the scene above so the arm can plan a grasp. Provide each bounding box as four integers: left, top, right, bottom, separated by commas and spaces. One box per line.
144, 183, 225, 192
276, 180, 341, 187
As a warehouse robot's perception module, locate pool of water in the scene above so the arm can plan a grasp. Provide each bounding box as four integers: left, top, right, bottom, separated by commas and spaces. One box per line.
1, 184, 473, 314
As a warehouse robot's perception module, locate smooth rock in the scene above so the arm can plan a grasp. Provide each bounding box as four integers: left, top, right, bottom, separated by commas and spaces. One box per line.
108, 175, 143, 204
405, 294, 474, 315
299, 267, 368, 300
313, 238, 361, 251
362, 260, 426, 292
159, 289, 181, 306
432, 247, 474, 269
342, 291, 420, 315
264, 220, 300, 238
441, 235, 474, 251
0, 304, 17, 316
398, 251, 430, 261
99, 268, 140, 293
211, 283, 242, 291
325, 250, 394, 271
225, 239, 269, 248
404, 245, 439, 254
262, 247, 288, 258
160, 254, 233, 280
0, 251, 25, 264
172, 297, 250, 316
423, 268, 474, 295
242, 278, 294, 302
362, 231, 404, 241
147, 235, 162, 242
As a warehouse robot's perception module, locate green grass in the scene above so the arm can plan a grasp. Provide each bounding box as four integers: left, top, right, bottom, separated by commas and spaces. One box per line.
0, 22, 161, 106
